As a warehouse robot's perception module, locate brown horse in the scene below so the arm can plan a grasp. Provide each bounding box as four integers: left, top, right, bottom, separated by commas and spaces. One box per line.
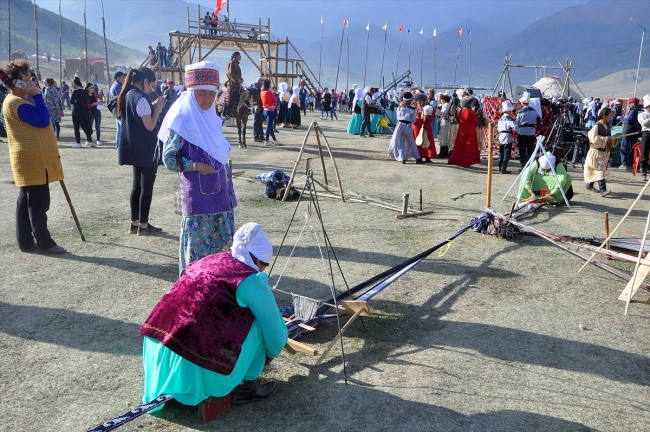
217, 87, 261, 148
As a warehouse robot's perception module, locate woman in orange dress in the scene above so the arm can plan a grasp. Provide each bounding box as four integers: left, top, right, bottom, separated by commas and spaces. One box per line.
448, 96, 480, 168
413, 93, 437, 163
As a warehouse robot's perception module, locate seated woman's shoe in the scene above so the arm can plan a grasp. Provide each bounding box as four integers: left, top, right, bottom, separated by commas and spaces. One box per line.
231, 380, 279, 404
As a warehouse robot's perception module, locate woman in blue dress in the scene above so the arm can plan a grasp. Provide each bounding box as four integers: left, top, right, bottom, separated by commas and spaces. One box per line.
347, 88, 364, 134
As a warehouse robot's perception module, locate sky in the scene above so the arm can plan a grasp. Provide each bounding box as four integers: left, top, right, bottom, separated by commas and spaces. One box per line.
193, 0, 589, 38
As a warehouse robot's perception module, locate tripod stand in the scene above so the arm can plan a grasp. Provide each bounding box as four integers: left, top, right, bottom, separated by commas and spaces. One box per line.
503, 135, 571, 208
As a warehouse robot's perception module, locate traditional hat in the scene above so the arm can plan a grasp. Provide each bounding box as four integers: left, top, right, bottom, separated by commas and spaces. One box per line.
501, 100, 515, 112
414, 92, 427, 101
644, 95, 650, 108
402, 92, 413, 103
184, 61, 220, 91
519, 91, 531, 104
614, 100, 620, 105
423, 105, 434, 116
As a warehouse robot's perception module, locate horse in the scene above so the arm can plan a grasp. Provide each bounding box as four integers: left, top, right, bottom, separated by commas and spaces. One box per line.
217, 87, 261, 148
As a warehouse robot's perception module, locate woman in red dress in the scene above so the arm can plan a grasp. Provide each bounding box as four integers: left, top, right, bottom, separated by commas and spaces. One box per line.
413, 93, 437, 163
448, 96, 481, 168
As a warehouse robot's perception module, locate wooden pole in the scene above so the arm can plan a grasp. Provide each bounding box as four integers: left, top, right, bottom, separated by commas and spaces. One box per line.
313, 123, 329, 185
486, 123, 494, 207
59, 181, 85, 241
282, 122, 314, 201
579, 179, 650, 273
401, 193, 410, 215
419, 188, 423, 212
58, 0, 62, 84
604, 212, 610, 251
315, 126, 346, 202
34, 0, 39, 79
101, 0, 110, 86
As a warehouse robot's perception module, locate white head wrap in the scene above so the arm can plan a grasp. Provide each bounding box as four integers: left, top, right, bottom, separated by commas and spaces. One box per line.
644, 95, 650, 108
157, 61, 231, 165
288, 85, 300, 107
231, 223, 273, 271
538, 151, 556, 174
353, 88, 365, 105
278, 82, 290, 99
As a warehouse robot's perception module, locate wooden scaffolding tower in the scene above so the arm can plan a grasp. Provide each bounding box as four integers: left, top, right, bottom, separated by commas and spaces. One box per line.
140, 5, 323, 94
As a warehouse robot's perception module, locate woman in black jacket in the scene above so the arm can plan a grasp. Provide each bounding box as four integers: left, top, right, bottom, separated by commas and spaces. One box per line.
70, 77, 93, 148
117, 67, 167, 235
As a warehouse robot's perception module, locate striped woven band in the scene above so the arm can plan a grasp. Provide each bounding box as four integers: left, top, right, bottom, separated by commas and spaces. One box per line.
185, 68, 220, 88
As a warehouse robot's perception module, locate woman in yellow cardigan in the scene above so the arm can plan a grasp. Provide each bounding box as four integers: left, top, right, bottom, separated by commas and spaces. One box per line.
0, 60, 66, 253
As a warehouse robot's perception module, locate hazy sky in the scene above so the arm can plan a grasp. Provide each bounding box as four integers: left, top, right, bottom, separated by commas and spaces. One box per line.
193, 0, 589, 38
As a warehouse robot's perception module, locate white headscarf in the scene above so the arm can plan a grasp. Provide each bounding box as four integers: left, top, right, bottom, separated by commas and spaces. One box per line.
157, 62, 231, 165
538, 151, 556, 174
278, 82, 290, 100
290, 85, 300, 106
231, 223, 273, 271
352, 88, 364, 105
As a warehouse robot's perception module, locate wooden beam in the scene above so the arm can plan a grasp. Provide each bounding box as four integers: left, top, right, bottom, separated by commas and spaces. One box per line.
329, 300, 371, 317
285, 338, 318, 356
315, 308, 365, 366
234, 40, 264, 75
619, 264, 650, 303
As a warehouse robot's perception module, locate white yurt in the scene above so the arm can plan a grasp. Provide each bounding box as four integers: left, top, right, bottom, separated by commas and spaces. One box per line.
532, 75, 582, 100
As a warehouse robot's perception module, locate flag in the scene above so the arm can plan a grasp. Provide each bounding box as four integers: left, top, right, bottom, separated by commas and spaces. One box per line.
433, 28, 437, 37
419, 28, 423, 35
321, 15, 323, 24
366, 23, 370, 31
398, 24, 404, 32
467, 28, 472, 35
458, 28, 463, 35
214, 0, 227, 15
343, 17, 348, 27
407, 27, 411, 34
382, 23, 387, 31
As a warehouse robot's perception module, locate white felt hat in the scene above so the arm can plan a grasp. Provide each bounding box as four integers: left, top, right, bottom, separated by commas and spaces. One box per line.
643, 95, 650, 108
501, 100, 515, 112
519, 91, 531, 104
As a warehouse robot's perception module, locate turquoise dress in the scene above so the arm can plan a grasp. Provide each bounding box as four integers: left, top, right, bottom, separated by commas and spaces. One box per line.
385, 107, 397, 126
142, 272, 288, 411
347, 101, 363, 134
371, 113, 384, 134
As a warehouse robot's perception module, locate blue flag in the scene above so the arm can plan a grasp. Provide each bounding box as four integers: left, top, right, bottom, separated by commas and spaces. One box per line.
467, 28, 472, 35
407, 27, 411, 34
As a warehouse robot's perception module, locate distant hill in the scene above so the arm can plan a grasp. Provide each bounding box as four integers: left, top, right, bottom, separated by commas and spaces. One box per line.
578, 68, 650, 99
0, 0, 144, 67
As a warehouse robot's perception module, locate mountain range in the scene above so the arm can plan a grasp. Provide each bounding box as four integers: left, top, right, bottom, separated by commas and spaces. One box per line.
0, 0, 143, 66
1, 0, 649, 98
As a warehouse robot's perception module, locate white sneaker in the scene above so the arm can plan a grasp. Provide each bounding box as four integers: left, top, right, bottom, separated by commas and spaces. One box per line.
96, 140, 102, 146
265, 141, 276, 146
273, 140, 279, 146
72, 143, 81, 148
85, 141, 95, 147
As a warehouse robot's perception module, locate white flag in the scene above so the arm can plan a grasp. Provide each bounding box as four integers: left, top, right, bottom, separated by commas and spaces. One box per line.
433, 28, 437, 37
366, 23, 370, 31
321, 15, 323, 24
419, 28, 423, 35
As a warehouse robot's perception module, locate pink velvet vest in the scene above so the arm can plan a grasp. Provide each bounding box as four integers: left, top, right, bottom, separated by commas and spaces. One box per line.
140, 251, 256, 374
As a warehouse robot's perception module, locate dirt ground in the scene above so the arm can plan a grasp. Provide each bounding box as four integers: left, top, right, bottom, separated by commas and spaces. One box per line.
1, 107, 649, 432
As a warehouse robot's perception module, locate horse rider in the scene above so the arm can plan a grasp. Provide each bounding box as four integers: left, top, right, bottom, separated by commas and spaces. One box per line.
224, 51, 243, 118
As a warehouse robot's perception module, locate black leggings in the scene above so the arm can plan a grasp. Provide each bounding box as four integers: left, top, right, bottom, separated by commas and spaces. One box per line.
72, 111, 93, 143
130, 166, 158, 224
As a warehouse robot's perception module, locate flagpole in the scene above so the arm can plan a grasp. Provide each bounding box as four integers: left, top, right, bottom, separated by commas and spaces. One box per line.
408, 29, 411, 75
334, 21, 345, 92
468, 30, 472, 88
58, 0, 62, 84
453, 29, 462, 91
84, 0, 88, 82
420, 29, 423, 86
34, 0, 39, 80
7, 0, 10, 61
346, 37, 349, 96
363, 24, 370, 87
434, 29, 437, 90
379, 24, 387, 86
318, 16, 323, 86
395, 29, 402, 79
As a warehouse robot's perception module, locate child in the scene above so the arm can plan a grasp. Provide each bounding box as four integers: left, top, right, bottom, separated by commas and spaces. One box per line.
497, 100, 517, 174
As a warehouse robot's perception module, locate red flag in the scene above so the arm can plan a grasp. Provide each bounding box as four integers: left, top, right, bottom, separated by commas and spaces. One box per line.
398, 24, 404, 32
458, 28, 463, 35
343, 17, 348, 27
214, 0, 227, 15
